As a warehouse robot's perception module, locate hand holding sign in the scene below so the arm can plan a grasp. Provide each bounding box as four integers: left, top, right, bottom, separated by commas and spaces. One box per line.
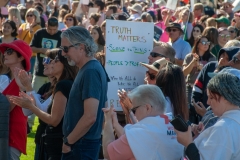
166, 0, 178, 11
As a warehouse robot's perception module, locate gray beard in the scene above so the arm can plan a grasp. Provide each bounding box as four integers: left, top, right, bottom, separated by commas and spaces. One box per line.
68, 60, 76, 66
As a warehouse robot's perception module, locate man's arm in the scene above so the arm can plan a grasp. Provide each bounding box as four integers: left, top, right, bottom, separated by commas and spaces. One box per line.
67, 98, 99, 144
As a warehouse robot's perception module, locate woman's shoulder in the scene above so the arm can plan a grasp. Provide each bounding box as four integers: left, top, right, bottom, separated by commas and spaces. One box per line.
56, 79, 73, 86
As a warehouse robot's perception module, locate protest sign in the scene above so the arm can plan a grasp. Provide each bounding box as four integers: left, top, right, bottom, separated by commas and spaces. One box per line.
154, 26, 162, 41
166, 0, 178, 10
233, 0, 240, 13
85, 8, 99, 29
58, 0, 68, 6
105, 20, 154, 111
82, 0, 89, 5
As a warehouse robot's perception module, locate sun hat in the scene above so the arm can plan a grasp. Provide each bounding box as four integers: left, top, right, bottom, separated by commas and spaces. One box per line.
207, 67, 240, 106
129, 3, 142, 14
140, 58, 168, 72
0, 40, 32, 71
165, 23, 184, 33
215, 16, 230, 26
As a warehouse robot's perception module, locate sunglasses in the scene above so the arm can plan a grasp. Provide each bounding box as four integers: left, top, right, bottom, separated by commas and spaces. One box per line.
219, 34, 230, 38
146, 71, 156, 80
66, 18, 73, 21
228, 30, 235, 33
131, 105, 141, 114
193, 29, 200, 33
150, 52, 166, 58
232, 56, 240, 64
43, 57, 53, 64
168, 28, 178, 32
27, 14, 33, 17
4, 48, 15, 55
59, 43, 80, 53
200, 41, 210, 45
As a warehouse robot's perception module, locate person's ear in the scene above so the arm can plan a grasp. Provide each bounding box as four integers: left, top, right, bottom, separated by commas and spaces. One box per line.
18, 56, 25, 62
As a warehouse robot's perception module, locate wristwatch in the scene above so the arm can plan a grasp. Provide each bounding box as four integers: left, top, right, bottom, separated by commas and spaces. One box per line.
63, 137, 73, 147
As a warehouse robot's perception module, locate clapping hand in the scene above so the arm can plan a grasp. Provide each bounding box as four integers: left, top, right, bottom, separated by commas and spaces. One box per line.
118, 89, 132, 114
9, 92, 35, 110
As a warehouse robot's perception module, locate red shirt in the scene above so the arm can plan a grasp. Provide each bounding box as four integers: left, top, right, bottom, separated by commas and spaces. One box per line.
2, 80, 27, 154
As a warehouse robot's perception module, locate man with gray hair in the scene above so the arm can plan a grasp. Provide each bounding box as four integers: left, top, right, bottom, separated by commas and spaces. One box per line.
60, 26, 108, 159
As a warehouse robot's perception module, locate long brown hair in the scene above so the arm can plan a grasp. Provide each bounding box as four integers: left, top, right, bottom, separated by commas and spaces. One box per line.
0, 53, 10, 76
156, 62, 189, 120
192, 35, 214, 61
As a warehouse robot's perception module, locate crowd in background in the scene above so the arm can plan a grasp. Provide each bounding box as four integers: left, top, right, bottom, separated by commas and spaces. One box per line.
1, 0, 240, 160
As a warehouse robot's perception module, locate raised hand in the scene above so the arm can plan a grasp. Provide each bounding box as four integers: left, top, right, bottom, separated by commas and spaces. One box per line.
9, 92, 35, 109
13, 68, 25, 91
118, 89, 132, 114
19, 69, 33, 91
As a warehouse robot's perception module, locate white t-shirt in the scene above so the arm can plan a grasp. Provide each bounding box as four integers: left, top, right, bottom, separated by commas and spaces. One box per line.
125, 113, 184, 160
194, 110, 240, 160
0, 75, 10, 93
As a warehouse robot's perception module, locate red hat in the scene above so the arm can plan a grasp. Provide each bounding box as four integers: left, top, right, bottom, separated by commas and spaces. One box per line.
0, 40, 32, 71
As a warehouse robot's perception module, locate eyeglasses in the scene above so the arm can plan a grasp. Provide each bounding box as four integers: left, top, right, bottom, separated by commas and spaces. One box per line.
168, 28, 178, 32
4, 48, 15, 55
43, 57, 53, 64
228, 30, 235, 33
146, 71, 156, 80
131, 105, 141, 114
232, 56, 240, 64
200, 41, 210, 45
193, 29, 200, 33
54, 56, 60, 63
150, 52, 166, 58
219, 34, 230, 38
27, 14, 33, 17
66, 18, 73, 21
59, 43, 80, 53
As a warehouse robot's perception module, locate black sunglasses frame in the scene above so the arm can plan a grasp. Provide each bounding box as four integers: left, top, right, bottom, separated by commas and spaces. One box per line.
150, 52, 166, 58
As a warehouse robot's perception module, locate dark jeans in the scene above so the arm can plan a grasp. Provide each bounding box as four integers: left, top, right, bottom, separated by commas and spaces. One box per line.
61, 138, 101, 160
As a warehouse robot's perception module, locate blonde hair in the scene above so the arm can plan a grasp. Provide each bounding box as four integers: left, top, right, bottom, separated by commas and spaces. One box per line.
141, 13, 153, 22
8, 7, 22, 26
206, 17, 216, 28
25, 8, 41, 24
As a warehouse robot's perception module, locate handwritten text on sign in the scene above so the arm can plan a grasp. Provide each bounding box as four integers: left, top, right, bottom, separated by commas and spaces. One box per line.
105, 20, 154, 111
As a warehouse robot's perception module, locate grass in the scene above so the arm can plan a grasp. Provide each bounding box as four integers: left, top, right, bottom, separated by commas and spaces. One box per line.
20, 118, 39, 160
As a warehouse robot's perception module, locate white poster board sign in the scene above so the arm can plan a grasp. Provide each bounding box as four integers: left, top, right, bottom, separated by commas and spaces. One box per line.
85, 8, 99, 29
105, 20, 154, 111
82, 0, 89, 5
190, 0, 194, 11
58, 0, 68, 6
166, 0, 178, 10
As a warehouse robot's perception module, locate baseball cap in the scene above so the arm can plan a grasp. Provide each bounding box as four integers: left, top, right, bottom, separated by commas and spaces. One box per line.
215, 16, 230, 26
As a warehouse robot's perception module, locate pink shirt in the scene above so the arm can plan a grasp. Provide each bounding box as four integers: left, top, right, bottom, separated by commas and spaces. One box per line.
155, 21, 169, 42
107, 134, 136, 160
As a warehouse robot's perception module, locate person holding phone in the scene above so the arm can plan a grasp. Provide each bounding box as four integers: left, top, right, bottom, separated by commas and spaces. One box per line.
175, 68, 240, 160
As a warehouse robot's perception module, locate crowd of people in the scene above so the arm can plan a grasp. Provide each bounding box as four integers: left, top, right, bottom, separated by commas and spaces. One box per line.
1, 0, 240, 160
